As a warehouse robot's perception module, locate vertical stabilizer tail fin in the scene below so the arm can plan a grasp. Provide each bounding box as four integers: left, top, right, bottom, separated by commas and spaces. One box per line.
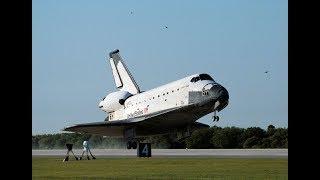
109, 49, 140, 94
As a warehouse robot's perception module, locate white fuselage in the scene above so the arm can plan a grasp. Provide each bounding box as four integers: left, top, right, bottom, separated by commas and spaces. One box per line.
100, 73, 218, 121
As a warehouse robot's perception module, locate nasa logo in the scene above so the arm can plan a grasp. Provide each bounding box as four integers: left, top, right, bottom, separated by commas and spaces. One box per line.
127, 109, 144, 118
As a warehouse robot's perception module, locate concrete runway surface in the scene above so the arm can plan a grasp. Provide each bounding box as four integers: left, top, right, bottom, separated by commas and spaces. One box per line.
32, 149, 287, 157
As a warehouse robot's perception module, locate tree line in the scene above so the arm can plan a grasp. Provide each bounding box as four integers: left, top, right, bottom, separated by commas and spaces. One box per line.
32, 125, 287, 149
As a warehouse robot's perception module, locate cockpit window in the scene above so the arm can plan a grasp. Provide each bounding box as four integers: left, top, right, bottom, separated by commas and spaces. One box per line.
199, 74, 214, 81
191, 74, 214, 82
191, 76, 200, 82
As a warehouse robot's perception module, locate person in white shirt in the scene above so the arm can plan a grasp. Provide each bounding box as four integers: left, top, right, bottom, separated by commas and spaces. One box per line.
80, 140, 96, 160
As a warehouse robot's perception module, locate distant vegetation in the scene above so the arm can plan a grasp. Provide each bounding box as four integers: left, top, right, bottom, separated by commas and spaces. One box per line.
32, 125, 287, 149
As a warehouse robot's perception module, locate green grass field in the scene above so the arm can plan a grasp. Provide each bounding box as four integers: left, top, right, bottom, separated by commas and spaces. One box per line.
32, 156, 287, 179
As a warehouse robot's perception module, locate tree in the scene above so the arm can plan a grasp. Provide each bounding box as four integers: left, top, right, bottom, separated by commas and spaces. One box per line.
210, 127, 243, 148
267, 125, 276, 137
260, 138, 272, 148
185, 128, 213, 148
243, 136, 260, 148
270, 128, 288, 148
225, 127, 244, 148
89, 135, 103, 148
284, 138, 288, 148
211, 128, 226, 148
54, 137, 67, 149
242, 127, 266, 139
32, 136, 39, 149
32, 125, 287, 149
38, 136, 54, 149
145, 135, 171, 149
240, 127, 266, 147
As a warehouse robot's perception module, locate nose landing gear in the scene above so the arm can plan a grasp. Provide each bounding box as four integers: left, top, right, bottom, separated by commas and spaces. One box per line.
212, 111, 219, 122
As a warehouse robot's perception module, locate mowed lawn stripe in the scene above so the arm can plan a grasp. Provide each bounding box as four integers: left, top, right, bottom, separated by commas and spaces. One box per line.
32, 157, 288, 179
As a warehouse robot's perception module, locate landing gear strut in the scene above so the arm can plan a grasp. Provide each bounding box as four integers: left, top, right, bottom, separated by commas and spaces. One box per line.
212, 111, 219, 122
124, 128, 137, 149
126, 140, 137, 149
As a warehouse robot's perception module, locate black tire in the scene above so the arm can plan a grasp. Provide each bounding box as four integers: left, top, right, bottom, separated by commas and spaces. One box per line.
127, 141, 132, 149
216, 116, 219, 122
132, 141, 137, 149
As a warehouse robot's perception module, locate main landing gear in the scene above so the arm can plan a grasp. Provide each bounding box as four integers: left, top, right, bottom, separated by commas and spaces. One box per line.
126, 140, 137, 149
124, 128, 137, 149
212, 111, 219, 122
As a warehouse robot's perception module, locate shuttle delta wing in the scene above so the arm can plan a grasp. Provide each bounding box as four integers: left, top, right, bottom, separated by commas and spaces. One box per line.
63, 104, 203, 137
63, 106, 182, 136
63, 118, 142, 137
109, 49, 140, 94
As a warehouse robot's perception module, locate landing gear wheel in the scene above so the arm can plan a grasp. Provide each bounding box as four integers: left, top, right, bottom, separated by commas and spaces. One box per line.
132, 141, 137, 149
212, 115, 220, 122
126, 141, 132, 149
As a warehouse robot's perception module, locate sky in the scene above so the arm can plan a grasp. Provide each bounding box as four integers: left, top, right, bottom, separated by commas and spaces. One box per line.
32, 0, 288, 134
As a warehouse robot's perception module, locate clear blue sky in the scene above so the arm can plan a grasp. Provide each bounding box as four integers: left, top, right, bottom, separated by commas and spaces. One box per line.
32, 0, 288, 134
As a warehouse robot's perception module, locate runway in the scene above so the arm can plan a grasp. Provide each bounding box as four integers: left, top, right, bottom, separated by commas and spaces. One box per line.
32, 149, 287, 157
